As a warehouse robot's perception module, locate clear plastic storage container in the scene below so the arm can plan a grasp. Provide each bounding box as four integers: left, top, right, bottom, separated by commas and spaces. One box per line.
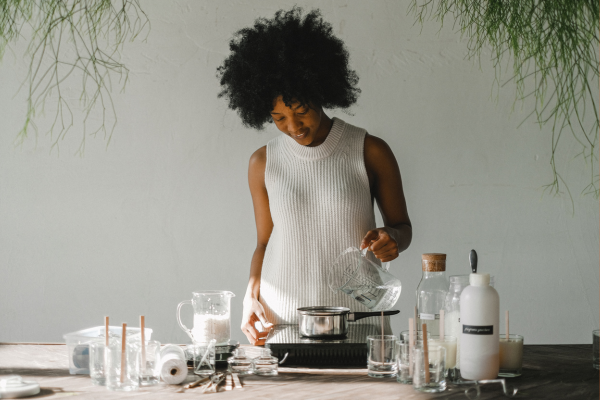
63, 326, 152, 375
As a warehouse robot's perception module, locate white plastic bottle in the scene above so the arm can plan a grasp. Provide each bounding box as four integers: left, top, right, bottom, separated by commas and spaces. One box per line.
459, 273, 499, 380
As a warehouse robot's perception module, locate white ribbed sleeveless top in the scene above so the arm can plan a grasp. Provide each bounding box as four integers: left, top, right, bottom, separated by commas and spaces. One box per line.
260, 117, 377, 324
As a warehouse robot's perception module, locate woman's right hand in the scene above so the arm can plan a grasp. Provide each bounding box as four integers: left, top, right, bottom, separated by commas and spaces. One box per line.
241, 296, 273, 345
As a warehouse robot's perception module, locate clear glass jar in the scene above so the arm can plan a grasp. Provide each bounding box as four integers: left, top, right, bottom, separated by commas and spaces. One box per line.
252, 348, 278, 376
416, 253, 448, 336
227, 348, 253, 375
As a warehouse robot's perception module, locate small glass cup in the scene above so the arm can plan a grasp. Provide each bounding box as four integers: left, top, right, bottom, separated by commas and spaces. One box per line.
499, 334, 523, 377
139, 340, 161, 386
593, 330, 599, 370
106, 342, 141, 391
89, 341, 109, 386
252, 348, 278, 376
396, 341, 414, 384
227, 348, 253, 375
428, 335, 457, 381
367, 335, 398, 378
191, 341, 216, 376
400, 330, 424, 343
413, 345, 446, 393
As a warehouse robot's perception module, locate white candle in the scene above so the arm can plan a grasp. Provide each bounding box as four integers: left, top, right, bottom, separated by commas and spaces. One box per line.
430, 338, 457, 369
499, 337, 523, 369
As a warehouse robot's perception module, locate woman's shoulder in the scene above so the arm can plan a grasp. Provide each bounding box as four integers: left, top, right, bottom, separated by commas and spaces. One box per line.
363, 133, 398, 174
249, 145, 267, 171
364, 133, 392, 155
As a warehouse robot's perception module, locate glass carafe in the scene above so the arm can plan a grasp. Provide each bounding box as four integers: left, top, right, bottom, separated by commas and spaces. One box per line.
328, 247, 401, 311
177, 291, 235, 345
417, 253, 448, 336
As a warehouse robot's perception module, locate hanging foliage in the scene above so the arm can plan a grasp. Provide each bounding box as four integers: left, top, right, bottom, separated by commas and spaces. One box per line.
410, 0, 599, 200
0, 0, 149, 153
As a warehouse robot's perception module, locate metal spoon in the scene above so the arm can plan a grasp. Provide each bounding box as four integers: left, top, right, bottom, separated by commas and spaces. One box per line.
470, 249, 478, 273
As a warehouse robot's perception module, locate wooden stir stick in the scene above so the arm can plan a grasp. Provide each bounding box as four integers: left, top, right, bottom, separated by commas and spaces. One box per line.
506, 310, 509, 340
140, 316, 146, 374
408, 317, 414, 376
120, 323, 127, 383
104, 316, 109, 346
439, 310, 445, 340
380, 311, 385, 365
422, 323, 430, 384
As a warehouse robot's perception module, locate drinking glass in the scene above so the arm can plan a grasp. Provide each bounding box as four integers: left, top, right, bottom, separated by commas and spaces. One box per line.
400, 330, 423, 343
367, 335, 398, 378
499, 334, 523, 377
413, 345, 446, 393
594, 330, 600, 370
89, 342, 109, 386
139, 340, 161, 386
106, 342, 141, 391
429, 335, 457, 381
191, 341, 216, 376
396, 341, 416, 384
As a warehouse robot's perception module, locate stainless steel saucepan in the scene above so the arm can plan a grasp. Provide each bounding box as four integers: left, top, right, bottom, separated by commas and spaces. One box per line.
297, 307, 400, 338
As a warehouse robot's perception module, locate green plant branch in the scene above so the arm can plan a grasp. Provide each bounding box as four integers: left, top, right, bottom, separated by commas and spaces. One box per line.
1, 0, 149, 153
409, 0, 599, 201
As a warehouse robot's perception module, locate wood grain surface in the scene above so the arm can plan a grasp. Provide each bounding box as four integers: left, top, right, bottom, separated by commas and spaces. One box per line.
0, 344, 597, 399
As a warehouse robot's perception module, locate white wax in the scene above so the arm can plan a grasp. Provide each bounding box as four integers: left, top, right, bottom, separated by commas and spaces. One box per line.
499, 339, 523, 369
192, 314, 230, 344
430, 339, 457, 369
445, 310, 461, 368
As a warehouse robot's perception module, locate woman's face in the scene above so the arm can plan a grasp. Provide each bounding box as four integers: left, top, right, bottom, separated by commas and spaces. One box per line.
270, 96, 330, 147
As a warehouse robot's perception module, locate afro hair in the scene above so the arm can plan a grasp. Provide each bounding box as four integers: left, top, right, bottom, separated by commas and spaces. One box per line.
217, 7, 360, 130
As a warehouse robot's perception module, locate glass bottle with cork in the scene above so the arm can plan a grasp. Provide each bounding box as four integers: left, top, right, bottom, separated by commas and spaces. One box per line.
416, 253, 448, 335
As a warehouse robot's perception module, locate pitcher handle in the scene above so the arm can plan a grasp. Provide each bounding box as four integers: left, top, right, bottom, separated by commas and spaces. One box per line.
177, 300, 195, 342
361, 247, 391, 272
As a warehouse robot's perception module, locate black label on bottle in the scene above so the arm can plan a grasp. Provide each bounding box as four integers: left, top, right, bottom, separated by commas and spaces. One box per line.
463, 325, 493, 335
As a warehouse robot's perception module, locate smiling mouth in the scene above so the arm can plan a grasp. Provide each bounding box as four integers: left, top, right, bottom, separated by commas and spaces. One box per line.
293, 130, 308, 139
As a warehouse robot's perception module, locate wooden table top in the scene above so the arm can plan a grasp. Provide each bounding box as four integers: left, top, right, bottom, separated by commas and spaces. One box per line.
0, 343, 597, 399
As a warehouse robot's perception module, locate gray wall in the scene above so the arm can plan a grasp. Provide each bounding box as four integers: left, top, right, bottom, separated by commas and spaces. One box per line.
1, 0, 598, 345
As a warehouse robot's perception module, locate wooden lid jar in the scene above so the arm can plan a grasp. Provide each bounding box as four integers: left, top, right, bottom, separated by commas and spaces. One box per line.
422, 253, 446, 272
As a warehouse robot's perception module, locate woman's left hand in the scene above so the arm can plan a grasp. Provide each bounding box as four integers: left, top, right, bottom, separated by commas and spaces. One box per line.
360, 228, 399, 262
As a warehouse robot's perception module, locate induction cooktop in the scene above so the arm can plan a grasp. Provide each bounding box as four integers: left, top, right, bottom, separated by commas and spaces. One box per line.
265, 324, 387, 367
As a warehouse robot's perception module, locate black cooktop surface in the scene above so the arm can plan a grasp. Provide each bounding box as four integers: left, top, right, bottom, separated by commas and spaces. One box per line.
265, 324, 386, 367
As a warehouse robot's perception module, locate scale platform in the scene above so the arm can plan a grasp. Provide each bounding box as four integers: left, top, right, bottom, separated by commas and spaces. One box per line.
265, 324, 386, 367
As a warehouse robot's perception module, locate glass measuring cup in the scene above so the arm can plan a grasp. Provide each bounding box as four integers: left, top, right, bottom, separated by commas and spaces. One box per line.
177, 291, 235, 345
328, 247, 401, 311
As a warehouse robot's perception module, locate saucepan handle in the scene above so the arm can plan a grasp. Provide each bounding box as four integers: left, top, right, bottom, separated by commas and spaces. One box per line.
348, 310, 400, 322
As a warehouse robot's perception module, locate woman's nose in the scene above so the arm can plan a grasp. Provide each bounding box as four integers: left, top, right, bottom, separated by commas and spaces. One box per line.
287, 117, 302, 133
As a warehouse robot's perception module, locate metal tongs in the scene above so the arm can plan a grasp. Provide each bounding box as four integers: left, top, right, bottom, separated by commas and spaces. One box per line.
200, 373, 225, 393
456, 379, 518, 399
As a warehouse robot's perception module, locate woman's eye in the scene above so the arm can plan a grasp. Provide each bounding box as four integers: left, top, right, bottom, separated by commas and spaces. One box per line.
275, 117, 284, 122
297, 110, 308, 115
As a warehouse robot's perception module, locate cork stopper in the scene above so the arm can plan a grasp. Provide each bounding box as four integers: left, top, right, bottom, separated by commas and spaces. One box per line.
422, 253, 446, 272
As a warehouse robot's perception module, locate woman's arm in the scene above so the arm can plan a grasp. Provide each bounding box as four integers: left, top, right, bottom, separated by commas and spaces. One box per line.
361, 134, 412, 262
242, 145, 275, 345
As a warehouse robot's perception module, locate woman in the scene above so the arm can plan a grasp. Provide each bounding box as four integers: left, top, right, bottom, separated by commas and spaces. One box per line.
217, 7, 412, 345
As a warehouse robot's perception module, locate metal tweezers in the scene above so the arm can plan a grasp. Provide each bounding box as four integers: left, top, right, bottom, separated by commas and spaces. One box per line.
202, 373, 226, 393
456, 379, 518, 399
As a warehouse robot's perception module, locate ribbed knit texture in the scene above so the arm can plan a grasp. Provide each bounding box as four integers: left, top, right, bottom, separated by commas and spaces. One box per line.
260, 117, 378, 324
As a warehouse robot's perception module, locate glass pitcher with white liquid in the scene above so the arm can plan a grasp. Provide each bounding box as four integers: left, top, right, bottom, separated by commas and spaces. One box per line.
177, 291, 235, 345
328, 247, 401, 311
